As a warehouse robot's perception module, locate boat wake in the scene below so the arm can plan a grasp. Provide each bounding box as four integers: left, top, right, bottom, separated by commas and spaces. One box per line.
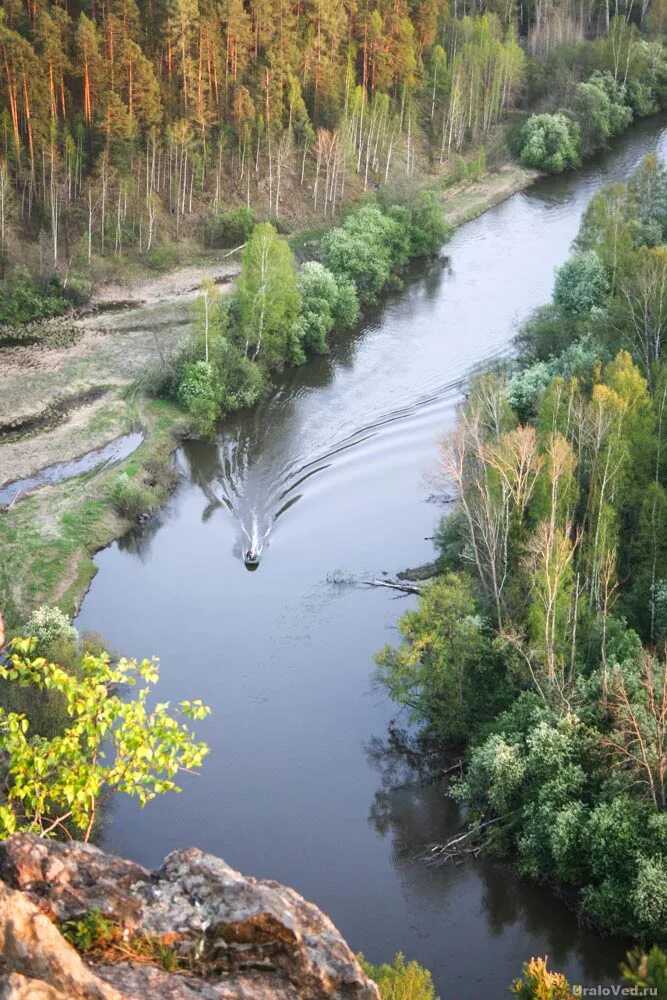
205, 344, 510, 565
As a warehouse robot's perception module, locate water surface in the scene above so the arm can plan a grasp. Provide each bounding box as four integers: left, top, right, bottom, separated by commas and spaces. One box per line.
78, 119, 667, 998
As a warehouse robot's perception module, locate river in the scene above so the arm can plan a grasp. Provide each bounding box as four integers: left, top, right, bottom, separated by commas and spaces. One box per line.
76, 117, 667, 999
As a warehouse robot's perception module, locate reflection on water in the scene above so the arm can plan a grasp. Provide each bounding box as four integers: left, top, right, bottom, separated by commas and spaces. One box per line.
77, 115, 667, 998
366, 764, 628, 995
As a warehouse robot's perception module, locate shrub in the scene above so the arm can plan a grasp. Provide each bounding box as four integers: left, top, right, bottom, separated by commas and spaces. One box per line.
110, 472, 155, 519
457, 733, 527, 815
177, 360, 222, 436
0, 267, 68, 327
375, 574, 507, 746
333, 278, 360, 329
207, 206, 255, 248
570, 73, 632, 157
295, 261, 359, 355
632, 855, 667, 938
580, 796, 657, 935
295, 261, 340, 354
625, 78, 658, 118
514, 303, 576, 363
143, 245, 178, 272
518, 113, 580, 173
407, 190, 449, 257
23, 606, 78, 656
507, 361, 554, 422
588, 71, 633, 136
556, 334, 607, 384
622, 946, 667, 994
511, 957, 574, 1000
322, 205, 403, 302
360, 953, 439, 1000
216, 343, 265, 411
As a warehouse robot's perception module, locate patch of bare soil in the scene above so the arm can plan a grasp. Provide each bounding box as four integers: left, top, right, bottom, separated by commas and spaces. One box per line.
0, 394, 129, 485
91, 259, 241, 308
441, 165, 538, 228
0, 256, 241, 485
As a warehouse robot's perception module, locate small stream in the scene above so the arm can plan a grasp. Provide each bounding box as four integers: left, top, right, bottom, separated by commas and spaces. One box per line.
76, 118, 667, 998
0, 432, 143, 506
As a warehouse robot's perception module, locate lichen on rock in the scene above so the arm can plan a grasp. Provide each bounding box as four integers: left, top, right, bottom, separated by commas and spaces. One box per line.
0, 834, 380, 1000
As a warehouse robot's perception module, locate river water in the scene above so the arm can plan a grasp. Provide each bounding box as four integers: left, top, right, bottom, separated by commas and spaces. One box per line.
77, 117, 667, 999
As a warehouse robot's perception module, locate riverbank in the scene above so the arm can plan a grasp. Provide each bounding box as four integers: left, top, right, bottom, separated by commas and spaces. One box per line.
73, 116, 667, 996
0, 161, 536, 631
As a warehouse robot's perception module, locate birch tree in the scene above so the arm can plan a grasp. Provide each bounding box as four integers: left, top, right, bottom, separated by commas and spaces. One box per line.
235, 222, 300, 366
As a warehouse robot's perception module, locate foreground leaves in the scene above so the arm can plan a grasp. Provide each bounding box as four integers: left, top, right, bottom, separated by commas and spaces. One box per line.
0, 638, 210, 841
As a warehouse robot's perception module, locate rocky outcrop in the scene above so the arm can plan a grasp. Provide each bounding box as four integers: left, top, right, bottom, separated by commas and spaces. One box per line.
0, 835, 380, 1000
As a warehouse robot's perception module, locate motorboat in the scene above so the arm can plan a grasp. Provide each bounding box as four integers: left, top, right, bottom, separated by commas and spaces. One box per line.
244, 549, 260, 569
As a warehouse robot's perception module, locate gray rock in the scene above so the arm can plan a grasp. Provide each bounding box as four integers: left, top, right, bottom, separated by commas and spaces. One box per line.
0, 835, 380, 1000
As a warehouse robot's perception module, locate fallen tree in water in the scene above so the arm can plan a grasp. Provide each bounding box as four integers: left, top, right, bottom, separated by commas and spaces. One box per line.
365, 578, 424, 596
422, 815, 512, 865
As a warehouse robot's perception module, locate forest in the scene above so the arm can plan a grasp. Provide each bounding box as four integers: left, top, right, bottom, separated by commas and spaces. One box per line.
376, 152, 667, 954
2, 0, 667, 324
0, 0, 525, 287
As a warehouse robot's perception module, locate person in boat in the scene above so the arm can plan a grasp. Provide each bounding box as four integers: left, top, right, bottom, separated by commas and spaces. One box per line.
246, 548, 255, 561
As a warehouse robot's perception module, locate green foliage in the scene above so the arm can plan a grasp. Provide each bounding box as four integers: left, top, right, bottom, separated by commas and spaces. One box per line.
110, 471, 156, 519
167, 197, 446, 436
235, 223, 301, 366
216, 341, 265, 411
321, 197, 446, 308
520, 57, 658, 175
294, 261, 358, 355
333, 277, 361, 330
507, 361, 553, 422
375, 574, 511, 746
61, 910, 118, 952
382, 177, 667, 933
207, 206, 255, 249
587, 71, 633, 137
406, 191, 449, 257
508, 337, 609, 420
625, 78, 659, 119
518, 113, 580, 173
0, 267, 67, 330
622, 946, 667, 996
169, 197, 443, 436
553, 250, 609, 316
177, 360, 222, 437
61, 907, 182, 971
571, 81, 614, 158
0, 638, 210, 841
322, 205, 404, 303
360, 953, 439, 1000
630, 154, 667, 247
514, 304, 576, 363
